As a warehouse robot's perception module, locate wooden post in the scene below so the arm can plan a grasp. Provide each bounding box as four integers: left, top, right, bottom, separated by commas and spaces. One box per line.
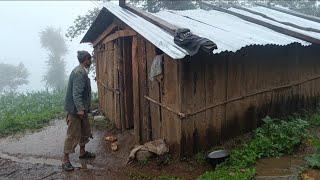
119, 0, 125, 7
132, 36, 140, 143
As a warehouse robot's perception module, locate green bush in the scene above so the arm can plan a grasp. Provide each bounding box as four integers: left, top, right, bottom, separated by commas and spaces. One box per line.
198, 116, 309, 180
199, 167, 255, 180
310, 112, 320, 126
306, 136, 320, 168
305, 153, 320, 168
0, 91, 65, 136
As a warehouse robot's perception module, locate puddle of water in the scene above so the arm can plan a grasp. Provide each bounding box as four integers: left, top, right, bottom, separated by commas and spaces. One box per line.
0, 151, 108, 172
0, 151, 61, 166
0, 119, 67, 159
255, 156, 306, 179
0, 119, 135, 171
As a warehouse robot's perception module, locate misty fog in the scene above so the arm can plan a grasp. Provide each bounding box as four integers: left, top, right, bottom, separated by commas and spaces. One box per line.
0, 1, 99, 92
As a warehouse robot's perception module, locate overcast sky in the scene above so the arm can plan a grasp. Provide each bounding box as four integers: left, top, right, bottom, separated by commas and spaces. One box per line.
0, 1, 102, 92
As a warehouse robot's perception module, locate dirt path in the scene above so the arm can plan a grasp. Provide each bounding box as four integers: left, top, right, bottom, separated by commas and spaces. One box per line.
0, 119, 133, 180
0, 157, 130, 180
0, 119, 210, 180
3, 118, 319, 179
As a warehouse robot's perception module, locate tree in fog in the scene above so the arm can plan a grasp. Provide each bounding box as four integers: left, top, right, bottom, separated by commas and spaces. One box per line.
65, 7, 100, 40
40, 27, 68, 91
0, 62, 29, 93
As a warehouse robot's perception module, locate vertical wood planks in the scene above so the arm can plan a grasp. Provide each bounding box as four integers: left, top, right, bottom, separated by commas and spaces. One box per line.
205, 54, 226, 147
95, 31, 320, 156
180, 60, 194, 156
191, 56, 207, 152
123, 37, 134, 129
225, 52, 246, 139
113, 40, 121, 129
146, 43, 161, 140
106, 42, 115, 124
132, 36, 141, 143
138, 37, 150, 142
161, 55, 182, 154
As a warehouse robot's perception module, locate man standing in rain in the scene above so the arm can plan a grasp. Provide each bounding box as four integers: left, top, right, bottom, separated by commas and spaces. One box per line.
62, 51, 95, 171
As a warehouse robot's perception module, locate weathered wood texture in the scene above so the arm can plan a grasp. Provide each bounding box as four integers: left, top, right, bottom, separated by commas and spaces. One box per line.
180, 43, 320, 156
94, 17, 138, 131
94, 20, 320, 156
122, 37, 134, 129
130, 35, 182, 154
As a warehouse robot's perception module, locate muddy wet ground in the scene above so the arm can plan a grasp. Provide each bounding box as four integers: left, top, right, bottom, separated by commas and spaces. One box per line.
0, 119, 133, 179
1, 119, 320, 179
0, 119, 210, 179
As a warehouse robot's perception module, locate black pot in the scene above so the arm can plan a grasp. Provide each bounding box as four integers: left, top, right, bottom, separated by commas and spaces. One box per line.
206, 150, 230, 167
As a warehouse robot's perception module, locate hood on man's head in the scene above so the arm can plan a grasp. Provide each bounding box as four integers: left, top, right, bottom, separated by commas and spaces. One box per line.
77, 51, 91, 63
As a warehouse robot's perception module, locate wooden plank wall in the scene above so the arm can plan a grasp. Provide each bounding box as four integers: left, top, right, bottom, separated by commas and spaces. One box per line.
180, 43, 320, 155
95, 39, 122, 127
95, 22, 182, 153
132, 36, 182, 153
161, 55, 182, 154
95, 27, 320, 157
122, 37, 134, 129
181, 53, 227, 155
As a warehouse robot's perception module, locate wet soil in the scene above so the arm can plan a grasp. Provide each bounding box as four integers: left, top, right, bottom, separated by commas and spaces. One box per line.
254, 127, 320, 180
0, 157, 128, 180
0, 119, 211, 179
2, 118, 319, 179
255, 156, 306, 179
126, 159, 211, 180
301, 169, 320, 180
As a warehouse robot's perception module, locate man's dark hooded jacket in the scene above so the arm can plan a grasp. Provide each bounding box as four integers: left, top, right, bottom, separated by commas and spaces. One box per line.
64, 65, 91, 114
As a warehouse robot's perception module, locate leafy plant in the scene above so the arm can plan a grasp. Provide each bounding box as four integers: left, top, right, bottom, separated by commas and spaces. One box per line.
310, 112, 320, 126
305, 135, 320, 168
195, 151, 206, 165
0, 91, 65, 136
198, 116, 309, 180
305, 154, 320, 168
156, 175, 180, 180
199, 167, 256, 180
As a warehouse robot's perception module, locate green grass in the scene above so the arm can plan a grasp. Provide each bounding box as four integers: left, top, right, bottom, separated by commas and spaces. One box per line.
310, 111, 320, 126
198, 116, 310, 180
0, 91, 65, 136
305, 111, 320, 169
156, 175, 180, 180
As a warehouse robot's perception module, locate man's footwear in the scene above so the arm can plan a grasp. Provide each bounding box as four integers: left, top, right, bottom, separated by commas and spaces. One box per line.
79, 151, 96, 159
62, 162, 74, 171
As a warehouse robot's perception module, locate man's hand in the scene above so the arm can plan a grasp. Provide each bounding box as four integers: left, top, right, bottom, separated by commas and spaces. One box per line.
77, 110, 85, 119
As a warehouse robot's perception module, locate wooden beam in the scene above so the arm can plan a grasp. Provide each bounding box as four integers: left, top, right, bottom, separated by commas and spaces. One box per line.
200, 1, 320, 44
102, 29, 136, 44
125, 4, 179, 35
132, 36, 140, 143
119, 0, 125, 7
93, 22, 118, 47
255, 3, 320, 24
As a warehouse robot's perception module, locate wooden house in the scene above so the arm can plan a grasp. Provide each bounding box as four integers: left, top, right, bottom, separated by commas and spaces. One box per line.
81, 2, 320, 156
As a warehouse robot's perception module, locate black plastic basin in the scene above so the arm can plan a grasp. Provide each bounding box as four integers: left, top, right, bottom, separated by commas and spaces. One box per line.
206, 150, 229, 167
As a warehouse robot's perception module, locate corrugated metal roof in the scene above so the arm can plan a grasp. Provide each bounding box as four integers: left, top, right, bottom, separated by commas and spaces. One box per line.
229, 7, 320, 41
249, 6, 320, 30
153, 9, 310, 54
103, 3, 189, 59
83, 2, 320, 59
